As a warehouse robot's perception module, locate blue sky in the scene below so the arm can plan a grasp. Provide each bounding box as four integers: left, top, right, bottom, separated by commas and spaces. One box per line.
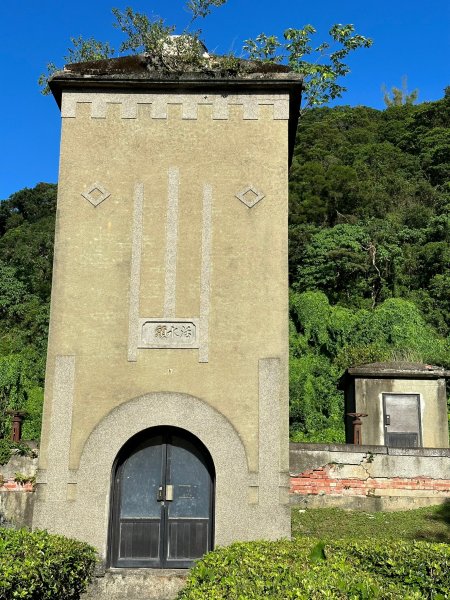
1, 0, 449, 199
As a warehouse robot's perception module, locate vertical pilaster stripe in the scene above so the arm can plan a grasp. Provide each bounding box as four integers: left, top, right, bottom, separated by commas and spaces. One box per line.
258, 358, 281, 505
199, 183, 213, 363
127, 183, 144, 362
45, 356, 75, 501
164, 167, 180, 318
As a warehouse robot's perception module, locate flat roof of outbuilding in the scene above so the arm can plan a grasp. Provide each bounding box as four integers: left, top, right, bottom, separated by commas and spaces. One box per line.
345, 362, 450, 380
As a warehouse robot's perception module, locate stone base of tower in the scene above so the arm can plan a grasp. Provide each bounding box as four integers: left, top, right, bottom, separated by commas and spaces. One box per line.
82, 569, 188, 600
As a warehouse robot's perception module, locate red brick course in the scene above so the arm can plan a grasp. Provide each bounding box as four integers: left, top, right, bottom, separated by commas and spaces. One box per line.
290, 465, 450, 497
0, 480, 34, 492
1, 466, 448, 498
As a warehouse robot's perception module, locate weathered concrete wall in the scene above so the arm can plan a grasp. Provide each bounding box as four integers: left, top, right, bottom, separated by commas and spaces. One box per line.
0, 453, 37, 481
0, 453, 38, 528
290, 442, 450, 510
0, 492, 34, 528
1, 444, 450, 531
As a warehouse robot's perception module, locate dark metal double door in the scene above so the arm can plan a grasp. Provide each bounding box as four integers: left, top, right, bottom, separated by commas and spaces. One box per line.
110, 428, 214, 569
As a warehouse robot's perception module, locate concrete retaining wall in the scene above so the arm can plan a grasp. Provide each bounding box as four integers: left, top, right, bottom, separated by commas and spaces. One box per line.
290, 442, 450, 510
1, 444, 449, 529
0, 452, 38, 528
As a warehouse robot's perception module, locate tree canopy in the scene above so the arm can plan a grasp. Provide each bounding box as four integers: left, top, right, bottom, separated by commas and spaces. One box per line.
288, 90, 450, 440
0, 183, 56, 440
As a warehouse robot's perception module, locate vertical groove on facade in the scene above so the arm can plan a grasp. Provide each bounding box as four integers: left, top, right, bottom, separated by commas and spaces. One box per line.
127, 183, 144, 362
199, 183, 213, 363
164, 167, 180, 318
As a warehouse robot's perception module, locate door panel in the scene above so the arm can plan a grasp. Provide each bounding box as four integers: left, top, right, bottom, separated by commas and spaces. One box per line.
165, 435, 212, 565
110, 427, 214, 568
383, 394, 421, 448
120, 439, 164, 518
113, 435, 165, 566
168, 520, 209, 560
119, 520, 160, 560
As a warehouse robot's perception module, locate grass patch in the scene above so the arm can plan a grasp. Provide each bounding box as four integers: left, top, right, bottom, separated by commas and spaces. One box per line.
292, 503, 450, 543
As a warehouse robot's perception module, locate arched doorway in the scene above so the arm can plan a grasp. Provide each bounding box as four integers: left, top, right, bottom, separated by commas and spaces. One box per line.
109, 426, 215, 568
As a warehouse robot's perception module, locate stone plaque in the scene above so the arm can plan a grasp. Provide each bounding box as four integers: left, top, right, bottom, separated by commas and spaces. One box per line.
138, 319, 199, 349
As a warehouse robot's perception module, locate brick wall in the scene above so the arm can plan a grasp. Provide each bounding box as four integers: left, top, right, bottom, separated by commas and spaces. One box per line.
290, 443, 450, 509
1, 444, 450, 527
0, 479, 34, 492
291, 464, 450, 496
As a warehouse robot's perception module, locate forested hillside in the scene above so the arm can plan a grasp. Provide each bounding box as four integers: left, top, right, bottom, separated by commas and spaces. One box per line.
0, 91, 448, 442
0, 183, 56, 441
289, 89, 450, 441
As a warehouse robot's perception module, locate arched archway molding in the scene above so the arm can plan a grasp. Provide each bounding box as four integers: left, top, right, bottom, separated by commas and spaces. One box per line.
72, 392, 252, 555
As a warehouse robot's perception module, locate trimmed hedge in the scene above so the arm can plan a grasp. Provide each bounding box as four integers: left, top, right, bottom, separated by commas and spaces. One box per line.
177, 538, 450, 599
0, 528, 97, 599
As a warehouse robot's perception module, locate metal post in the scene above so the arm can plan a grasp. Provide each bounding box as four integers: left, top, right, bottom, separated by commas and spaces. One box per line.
346, 412, 368, 445
7, 411, 26, 442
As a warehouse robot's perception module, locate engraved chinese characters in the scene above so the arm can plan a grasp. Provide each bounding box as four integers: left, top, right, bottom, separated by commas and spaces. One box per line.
139, 319, 199, 349
155, 324, 194, 340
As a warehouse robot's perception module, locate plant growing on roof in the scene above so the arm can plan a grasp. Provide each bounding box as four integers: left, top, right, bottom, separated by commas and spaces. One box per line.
39, 0, 372, 114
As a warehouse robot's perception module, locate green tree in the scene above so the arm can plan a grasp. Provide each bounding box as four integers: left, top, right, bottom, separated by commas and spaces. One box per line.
382, 76, 418, 107
244, 24, 372, 112
289, 291, 449, 441
0, 182, 56, 235
0, 351, 45, 440
0, 184, 56, 439
40, 1, 372, 114
292, 224, 396, 308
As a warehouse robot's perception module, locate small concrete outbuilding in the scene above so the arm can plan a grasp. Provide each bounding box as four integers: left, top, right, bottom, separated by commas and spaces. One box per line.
341, 362, 449, 448
32, 52, 302, 571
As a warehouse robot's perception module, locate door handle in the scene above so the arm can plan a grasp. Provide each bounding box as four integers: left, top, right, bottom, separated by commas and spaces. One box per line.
166, 485, 174, 501
157, 485, 174, 501
385, 414, 390, 426
157, 486, 164, 502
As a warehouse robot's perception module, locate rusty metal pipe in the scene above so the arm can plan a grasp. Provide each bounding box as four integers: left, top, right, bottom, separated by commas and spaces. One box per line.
7, 411, 27, 442
346, 412, 368, 445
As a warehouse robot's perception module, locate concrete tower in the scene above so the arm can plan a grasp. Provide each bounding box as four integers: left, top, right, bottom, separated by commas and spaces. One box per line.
33, 54, 302, 568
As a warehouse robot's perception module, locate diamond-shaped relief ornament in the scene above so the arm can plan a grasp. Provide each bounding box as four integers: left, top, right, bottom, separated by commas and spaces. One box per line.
235, 186, 265, 208
81, 183, 111, 207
